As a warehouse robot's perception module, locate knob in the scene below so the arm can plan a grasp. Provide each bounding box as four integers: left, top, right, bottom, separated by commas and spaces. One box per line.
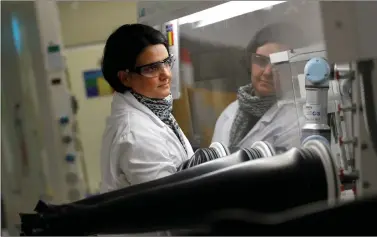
59, 116, 69, 125
65, 154, 75, 163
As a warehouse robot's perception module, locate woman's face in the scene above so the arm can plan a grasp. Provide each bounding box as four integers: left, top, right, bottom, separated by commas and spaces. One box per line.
121, 44, 173, 99
251, 42, 287, 97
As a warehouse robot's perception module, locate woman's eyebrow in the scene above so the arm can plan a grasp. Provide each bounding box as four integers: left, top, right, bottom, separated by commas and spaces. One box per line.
254, 53, 268, 58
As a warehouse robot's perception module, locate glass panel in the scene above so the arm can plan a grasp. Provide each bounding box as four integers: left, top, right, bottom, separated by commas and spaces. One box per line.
175, 0, 325, 152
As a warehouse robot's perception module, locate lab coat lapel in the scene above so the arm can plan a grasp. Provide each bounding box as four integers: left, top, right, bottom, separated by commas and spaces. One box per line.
237, 104, 279, 147
121, 92, 190, 159
120, 92, 166, 127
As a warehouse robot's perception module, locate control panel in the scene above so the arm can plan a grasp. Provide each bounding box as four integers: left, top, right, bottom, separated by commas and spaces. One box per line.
34, 1, 87, 203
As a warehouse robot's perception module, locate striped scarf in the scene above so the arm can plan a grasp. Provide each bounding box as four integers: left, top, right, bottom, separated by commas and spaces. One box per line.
229, 84, 276, 147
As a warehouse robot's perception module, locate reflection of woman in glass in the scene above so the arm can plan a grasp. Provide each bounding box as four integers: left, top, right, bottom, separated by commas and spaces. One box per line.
212, 23, 307, 150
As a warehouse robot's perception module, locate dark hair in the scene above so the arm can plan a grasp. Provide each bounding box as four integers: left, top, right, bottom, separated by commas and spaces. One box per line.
102, 24, 169, 93
244, 22, 307, 73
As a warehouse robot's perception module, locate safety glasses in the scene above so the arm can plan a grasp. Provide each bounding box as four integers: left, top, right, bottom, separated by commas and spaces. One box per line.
132, 55, 175, 78
251, 53, 272, 69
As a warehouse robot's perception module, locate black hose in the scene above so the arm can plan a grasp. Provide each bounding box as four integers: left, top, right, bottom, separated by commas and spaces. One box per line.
177, 147, 223, 171
34, 149, 251, 214
20, 145, 336, 236
200, 195, 377, 235
37, 146, 263, 213
242, 148, 264, 160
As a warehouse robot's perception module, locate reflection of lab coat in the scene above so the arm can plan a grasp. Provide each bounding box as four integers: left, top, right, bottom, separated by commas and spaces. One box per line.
212, 100, 305, 150
100, 92, 194, 193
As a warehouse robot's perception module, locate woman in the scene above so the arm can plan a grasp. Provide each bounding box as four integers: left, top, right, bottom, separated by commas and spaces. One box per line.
212, 23, 308, 151
100, 24, 194, 192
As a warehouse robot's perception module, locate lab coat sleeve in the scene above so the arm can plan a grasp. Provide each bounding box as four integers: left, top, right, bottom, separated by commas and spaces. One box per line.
212, 101, 237, 146
273, 118, 303, 150
118, 130, 177, 185
211, 110, 230, 146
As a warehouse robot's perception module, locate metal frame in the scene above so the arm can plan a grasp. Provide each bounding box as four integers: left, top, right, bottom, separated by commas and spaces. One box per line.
270, 43, 327, 65
319, 1, 377, 63
352, 61, 377, 197
319, 1, 377, 197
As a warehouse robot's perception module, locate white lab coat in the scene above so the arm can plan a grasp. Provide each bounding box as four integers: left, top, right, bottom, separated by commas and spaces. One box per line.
212, 100, 306, 151
100, 91, 194, 193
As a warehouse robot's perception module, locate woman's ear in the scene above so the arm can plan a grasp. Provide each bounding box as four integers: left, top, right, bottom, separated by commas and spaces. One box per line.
118, 70, 131, 87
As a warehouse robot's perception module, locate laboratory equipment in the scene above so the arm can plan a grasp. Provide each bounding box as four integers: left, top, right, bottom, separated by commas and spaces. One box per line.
178, 141, 276, 170
268, 42, 362, 200
34, 1, 88, 203
20, 140, 340, 236
19, 0, 377, 235
301, 57, 332, 144
177, 141, 275, 171
2, 1, 90, 235
269, 44, 332, 144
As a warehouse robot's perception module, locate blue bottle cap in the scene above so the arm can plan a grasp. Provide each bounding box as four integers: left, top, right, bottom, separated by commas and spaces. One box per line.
59, 116, 69, 125
65, 154, 75, 163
